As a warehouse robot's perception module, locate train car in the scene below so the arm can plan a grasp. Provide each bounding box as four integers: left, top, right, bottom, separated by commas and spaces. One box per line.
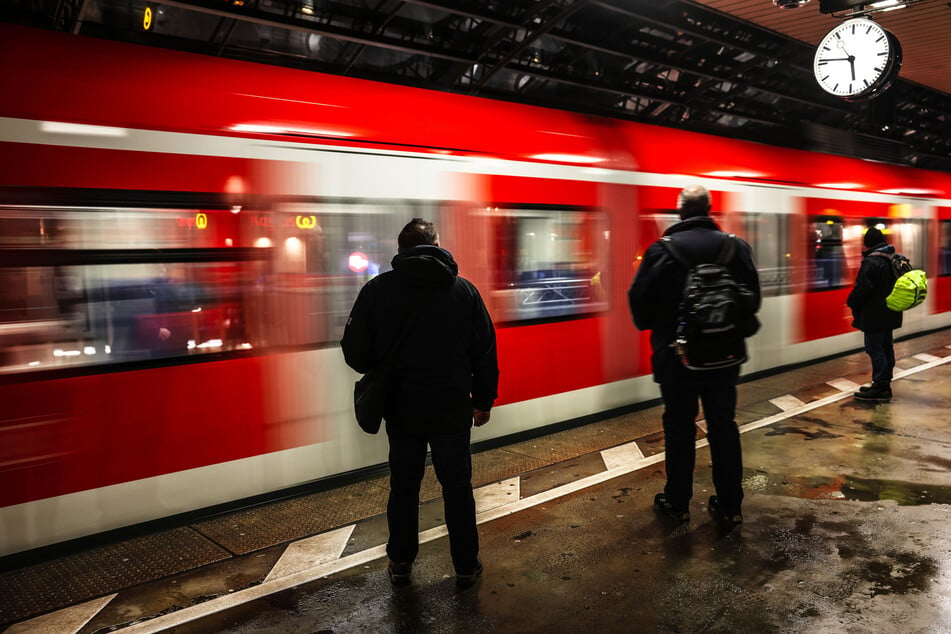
2, 23, 951, 557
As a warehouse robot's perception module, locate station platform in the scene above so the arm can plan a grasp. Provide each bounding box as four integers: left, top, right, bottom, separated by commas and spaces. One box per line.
3, 330, 951, 633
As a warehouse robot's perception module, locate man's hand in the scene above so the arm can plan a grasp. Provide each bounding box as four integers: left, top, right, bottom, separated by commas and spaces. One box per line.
473, 409, 491, 427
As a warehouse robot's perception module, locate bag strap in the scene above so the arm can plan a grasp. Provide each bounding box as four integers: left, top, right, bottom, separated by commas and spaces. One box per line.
660, 232, 735, 268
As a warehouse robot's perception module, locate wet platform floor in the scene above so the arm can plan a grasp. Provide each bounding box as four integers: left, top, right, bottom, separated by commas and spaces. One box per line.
4, 330, 951, 633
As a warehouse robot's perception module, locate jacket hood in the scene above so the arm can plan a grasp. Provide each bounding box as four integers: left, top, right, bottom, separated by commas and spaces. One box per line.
863, 244, 895, 257
391, 245, 458, 287
663, 215, 721, 236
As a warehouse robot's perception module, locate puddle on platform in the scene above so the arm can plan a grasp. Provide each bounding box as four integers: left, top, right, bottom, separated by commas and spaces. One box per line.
842, 475, 951, 505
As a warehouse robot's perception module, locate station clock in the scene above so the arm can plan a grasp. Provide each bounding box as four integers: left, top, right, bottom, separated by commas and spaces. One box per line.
813, 18, 902, 100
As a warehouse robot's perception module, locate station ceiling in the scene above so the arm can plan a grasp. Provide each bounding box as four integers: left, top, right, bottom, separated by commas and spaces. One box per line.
4, 0, 950, 172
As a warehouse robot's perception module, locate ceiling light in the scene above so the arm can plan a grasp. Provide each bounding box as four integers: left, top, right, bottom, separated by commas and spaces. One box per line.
772, 0, 811, 8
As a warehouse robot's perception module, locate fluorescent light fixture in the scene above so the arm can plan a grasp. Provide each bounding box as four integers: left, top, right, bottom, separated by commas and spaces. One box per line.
868, 0, 905, 9
230, 123, 355, 137
41, 121, 128, 137
530, 153, 605, 164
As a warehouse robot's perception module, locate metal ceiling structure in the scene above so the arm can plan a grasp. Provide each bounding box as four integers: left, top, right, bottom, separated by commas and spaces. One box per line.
4, 0, 950, 172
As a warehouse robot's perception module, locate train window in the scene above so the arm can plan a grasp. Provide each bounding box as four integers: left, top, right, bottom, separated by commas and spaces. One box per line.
941, 222, 951, 276
808, 217, 855, 290
881, 217, 927, 274
491, 206, 608, 323
262, 201, 435, 346
737, 213, 790, 297
807, 217, 928, 291
0, 204, 264, 374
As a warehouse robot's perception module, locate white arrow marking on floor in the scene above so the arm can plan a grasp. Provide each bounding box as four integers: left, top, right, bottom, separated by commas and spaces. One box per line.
5, 594, 116, 634
914, 353, 941, 362
769, 394, 806, 411
474, 477, 520, 510
827, 378, 861, 392
601, 441, 646, 471
265, 525, 355, 582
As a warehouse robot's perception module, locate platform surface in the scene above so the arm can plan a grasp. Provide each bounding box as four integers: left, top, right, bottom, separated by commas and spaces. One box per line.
3, 330, 951, 633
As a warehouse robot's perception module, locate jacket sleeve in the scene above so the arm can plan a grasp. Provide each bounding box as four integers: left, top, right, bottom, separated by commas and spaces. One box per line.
469, 288, 499, 412
340, 283, 375, 374
628, 242, 665, 331
847, 259, 875, 312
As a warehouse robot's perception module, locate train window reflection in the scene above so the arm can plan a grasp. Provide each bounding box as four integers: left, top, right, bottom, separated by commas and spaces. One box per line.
492, 206, 608, 322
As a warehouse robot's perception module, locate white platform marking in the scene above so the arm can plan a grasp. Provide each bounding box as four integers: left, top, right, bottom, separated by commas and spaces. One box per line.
474, 477, 520, 510
265, 525, 355, 582
769, 394, 806, 411
914, 353, 941, 362
601, 441, 646, 471
5, 594, 116, 634
827, 378, 861, 392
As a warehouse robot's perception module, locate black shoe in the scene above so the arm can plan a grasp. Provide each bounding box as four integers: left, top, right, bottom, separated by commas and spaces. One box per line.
387, 560, 412, 586
708, 496, 743, 524
857, 384, 874, 394
456, 559, 483, 588
653, 493, 689, 521
854, 384, 891, 401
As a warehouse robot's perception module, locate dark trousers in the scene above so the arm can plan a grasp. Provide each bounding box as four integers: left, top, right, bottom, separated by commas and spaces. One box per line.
660, 383, 743, 513
386, 428, 479, 573
864, 329, 895, 386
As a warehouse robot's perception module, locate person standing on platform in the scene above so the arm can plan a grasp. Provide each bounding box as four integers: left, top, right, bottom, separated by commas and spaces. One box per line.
628, 185, 761, 524
341, 218, 499, 588
847, 227, 902, 402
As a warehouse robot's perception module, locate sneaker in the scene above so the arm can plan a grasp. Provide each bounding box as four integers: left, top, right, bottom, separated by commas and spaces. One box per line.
854, 384, 891, 401
455, 559, 483, 588
653, 493, 690, 521
708, 496, 742, 524
387, 560, 412, 586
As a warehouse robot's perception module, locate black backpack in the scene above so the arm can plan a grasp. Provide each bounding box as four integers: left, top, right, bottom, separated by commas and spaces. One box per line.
660, 233, 753, 370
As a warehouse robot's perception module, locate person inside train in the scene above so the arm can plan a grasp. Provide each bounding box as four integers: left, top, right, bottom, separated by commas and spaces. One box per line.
627, 185, 761, 525
847, 227, 901, 402
340, 218, 499, 588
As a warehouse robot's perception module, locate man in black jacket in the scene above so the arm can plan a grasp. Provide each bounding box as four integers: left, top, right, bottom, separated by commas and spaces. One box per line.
341, 218, 499, 588
628, 185, 760, 524
847, 227, 902, 402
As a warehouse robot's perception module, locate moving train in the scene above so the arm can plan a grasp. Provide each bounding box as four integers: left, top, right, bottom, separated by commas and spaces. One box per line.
2, 23, 950, 557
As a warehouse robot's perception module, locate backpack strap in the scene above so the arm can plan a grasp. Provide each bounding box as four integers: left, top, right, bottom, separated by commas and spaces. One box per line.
660, 232, 735, 268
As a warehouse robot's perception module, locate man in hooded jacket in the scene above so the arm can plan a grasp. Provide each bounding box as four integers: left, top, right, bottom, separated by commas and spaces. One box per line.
847, 227, 902, 401
341, 218, 498, 588
628, 185, 760, 524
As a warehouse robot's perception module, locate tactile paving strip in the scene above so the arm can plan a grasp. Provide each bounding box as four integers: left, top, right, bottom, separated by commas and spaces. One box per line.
0, 528, 229, 627
193, 479, 390, 555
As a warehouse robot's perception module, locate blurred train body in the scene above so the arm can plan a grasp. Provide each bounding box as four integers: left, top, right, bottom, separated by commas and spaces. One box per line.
2, 24, 951, 556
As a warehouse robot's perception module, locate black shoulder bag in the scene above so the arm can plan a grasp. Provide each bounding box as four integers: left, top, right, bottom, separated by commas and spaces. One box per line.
353, 299, 426, 434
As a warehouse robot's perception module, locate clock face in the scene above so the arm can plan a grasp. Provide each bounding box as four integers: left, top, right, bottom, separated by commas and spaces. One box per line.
813, 18, 901, 100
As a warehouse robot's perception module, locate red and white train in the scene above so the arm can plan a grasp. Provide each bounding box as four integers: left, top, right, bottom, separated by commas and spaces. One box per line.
2, 23, 951, 557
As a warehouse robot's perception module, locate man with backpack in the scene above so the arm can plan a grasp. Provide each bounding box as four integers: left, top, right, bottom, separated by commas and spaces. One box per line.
847, 227, 903, 402
628, 185, 761, 524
